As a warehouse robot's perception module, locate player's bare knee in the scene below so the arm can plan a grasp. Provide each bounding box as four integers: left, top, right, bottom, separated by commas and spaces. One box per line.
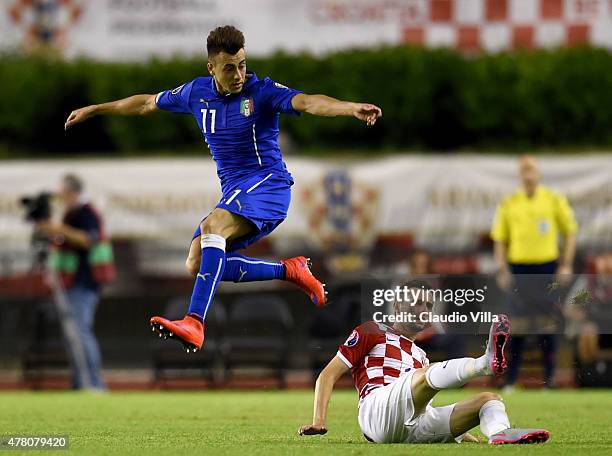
200, 218, 219, 235
411, 368, 428, 387
478, 391, 502, 405
200, 213, 232, 238
411, 367, 436, 396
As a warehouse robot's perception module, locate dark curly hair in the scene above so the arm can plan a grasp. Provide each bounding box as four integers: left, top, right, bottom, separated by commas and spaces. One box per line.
207, 25, 245, 58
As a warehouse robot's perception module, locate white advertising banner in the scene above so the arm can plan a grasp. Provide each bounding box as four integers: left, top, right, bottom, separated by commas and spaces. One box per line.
1, 0, 612, 60
0, 155, 611, 254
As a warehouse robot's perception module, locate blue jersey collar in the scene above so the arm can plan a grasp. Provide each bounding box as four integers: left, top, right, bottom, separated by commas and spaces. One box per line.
210, 72, 258, 98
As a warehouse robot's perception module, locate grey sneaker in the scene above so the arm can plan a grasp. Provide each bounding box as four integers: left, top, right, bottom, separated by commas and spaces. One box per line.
489, 428, 550, 445
485, 314, 510, 375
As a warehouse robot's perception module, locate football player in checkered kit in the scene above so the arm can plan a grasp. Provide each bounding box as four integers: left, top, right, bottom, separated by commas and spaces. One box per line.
299, 280, 550, 445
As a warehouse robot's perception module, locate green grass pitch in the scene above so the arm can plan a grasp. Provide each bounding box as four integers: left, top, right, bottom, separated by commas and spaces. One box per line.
1, 389, 611, 455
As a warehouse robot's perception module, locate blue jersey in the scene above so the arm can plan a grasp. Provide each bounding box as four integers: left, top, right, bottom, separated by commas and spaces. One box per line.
155, 72, 301, 194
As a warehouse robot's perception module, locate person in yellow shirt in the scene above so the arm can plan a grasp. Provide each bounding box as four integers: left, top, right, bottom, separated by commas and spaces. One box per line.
491, 155, 577, 389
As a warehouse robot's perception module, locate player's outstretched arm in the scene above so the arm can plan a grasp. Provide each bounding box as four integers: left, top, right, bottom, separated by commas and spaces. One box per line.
64, 94, 158, 130
291, 93, 382, 126
298, 355, 349, 436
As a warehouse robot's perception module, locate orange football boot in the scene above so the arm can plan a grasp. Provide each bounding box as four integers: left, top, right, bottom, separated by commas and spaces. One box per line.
282, 256, 328, 307
150, 314, 204, 353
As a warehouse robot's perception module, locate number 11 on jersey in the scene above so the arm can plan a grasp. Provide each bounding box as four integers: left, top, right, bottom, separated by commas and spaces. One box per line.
201, 109, 216, 133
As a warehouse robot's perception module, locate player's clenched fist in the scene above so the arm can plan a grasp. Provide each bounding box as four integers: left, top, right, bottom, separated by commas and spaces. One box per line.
298, 424, 328, 436
352, 103, 382, 126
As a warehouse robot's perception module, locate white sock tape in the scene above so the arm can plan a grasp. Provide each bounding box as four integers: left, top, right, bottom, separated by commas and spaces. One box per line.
201, 233, 226, 251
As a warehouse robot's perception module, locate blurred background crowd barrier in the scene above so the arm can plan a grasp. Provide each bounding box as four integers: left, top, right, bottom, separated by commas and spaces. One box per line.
0, 0, 611, 390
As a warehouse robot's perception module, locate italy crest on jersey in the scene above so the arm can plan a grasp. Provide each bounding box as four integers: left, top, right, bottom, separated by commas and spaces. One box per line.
240, 97, 255, 117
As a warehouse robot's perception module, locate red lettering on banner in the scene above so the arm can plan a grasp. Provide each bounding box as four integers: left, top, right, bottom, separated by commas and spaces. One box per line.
400, 1, 428, 25
565, 0, 611, 20
361, 5, 385, 21
573, 0, 600, 18
328, 4, 343, 21
309, 0, 427, 24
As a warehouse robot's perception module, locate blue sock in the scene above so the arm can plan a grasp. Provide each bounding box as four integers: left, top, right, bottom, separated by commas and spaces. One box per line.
187, 234, 226, 320
222, 253, 285, 282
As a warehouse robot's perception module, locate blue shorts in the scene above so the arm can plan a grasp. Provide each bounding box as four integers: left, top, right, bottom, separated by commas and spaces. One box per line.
192, 172, 293, 252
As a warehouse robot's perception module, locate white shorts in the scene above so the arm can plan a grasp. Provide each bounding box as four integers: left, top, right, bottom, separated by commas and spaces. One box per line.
357, 371, 462, 444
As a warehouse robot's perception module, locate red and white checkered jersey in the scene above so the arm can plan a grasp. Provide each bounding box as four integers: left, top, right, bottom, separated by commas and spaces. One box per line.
337, 321, 429, 400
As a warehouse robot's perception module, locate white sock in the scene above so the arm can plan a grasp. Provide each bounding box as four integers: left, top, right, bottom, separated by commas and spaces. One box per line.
201, 234, 226, 250
425, 355, 489, 390
475, 353, 490, 375
479, 400, 510, 438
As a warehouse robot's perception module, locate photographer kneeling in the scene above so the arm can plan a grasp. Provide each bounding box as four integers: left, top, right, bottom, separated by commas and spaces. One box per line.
36, 174, 114, 391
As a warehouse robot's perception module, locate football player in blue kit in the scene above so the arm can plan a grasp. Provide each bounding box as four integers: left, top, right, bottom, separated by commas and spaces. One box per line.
65, 25, 382, 352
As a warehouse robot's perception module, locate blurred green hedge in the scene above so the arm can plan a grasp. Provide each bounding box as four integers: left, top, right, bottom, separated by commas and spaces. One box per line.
1, 46, 611, 155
